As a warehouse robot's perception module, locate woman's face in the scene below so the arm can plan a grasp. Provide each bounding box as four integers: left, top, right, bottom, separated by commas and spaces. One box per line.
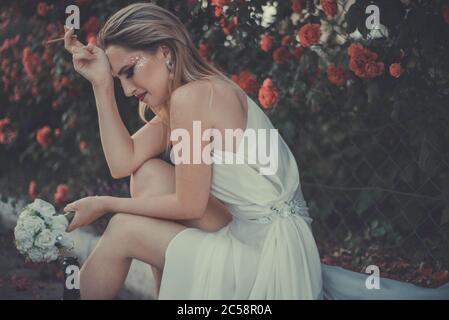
105, 45, 173, 111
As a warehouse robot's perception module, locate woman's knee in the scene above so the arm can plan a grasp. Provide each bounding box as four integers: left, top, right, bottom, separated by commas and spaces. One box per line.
103, 213, 133, 242
102, 213, 150, 258
102, 212, 186, 268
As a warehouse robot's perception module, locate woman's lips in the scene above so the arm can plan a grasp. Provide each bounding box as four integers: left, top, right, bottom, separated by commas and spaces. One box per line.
137, 92, 147, 101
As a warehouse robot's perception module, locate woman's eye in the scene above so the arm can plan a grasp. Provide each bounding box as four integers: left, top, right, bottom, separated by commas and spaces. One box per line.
125, 66, 135, 79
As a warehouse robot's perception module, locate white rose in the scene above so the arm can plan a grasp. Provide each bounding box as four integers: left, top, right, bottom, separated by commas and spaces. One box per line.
16, 240, 31, 254
20, 215, 45, 235
28, 198, 56, 223
35, 229, 56, 250
29, 198, 55, 214
51, 215, 69, 232
18, 207, 34, 220
14, 224, 32, 241
43, 247, 60, 262
14, 225, 34, 252
27, 247, 45, 263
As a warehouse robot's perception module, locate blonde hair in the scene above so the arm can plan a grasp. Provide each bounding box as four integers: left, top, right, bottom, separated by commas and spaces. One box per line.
97, 2, 242, 128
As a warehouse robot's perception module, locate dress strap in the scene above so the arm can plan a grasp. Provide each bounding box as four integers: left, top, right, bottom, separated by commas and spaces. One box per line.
206, 78, 215, 110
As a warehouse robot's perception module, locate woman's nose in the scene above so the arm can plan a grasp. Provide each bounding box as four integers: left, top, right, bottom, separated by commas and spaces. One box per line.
121, 79, 137, 97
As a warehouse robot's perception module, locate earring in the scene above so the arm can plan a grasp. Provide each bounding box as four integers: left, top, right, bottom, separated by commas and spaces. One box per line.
166, 59, 174, 73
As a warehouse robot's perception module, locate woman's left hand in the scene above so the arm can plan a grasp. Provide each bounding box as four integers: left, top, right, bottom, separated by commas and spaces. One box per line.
63, 196, 108, 232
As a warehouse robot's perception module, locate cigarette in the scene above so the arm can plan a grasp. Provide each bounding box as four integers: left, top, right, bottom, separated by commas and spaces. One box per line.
44, 35, 77, 45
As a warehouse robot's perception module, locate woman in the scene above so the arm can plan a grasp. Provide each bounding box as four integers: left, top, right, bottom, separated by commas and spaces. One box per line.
63, 3, 449, 300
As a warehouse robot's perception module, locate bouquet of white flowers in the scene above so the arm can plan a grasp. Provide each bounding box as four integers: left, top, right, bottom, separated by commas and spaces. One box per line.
14, 198, 76, 263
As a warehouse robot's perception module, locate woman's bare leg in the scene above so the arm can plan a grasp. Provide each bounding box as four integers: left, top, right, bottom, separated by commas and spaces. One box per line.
79, 212, 186, 299
129, 158, 232, 298
80, 158, 232, 299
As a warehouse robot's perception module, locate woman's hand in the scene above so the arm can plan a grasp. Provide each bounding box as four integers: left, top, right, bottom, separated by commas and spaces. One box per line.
64, 26, 112, 87
63, 196, 108, 232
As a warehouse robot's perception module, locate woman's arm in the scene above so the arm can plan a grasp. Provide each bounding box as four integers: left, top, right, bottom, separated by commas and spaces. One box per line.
91, 81, 213, 222
63, 26, 167, 179
93, 81, 167, 178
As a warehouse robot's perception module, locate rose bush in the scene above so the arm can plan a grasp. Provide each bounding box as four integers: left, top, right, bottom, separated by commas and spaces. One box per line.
1, 0, 449, 266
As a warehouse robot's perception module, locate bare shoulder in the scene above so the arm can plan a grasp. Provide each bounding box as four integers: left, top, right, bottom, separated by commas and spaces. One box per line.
169, 82, 207, 128
170, 78, 234, 126
170, 79, 212, 111
170, 77, 243, 121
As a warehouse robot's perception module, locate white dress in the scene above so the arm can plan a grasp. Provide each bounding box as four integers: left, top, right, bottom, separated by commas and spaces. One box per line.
158, 94, 449, 300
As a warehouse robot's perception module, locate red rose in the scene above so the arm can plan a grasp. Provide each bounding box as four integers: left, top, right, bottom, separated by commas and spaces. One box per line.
87, 33, 97, 45
272, 47, 291, 64
233, 70, 259, 94
389, 63, 402, 78
36, 126, 53, 147
211, 0, 231, 17
298, 24, 321, 47
54, 184, 69, 205
0, 131, 16, 145
321, 0, 337, 17
0, 117, 17, 145
28, 181, 38, 199
212, 0, 231, 6
0, 118, 10, 130
79, 140, 88, 152
292, 0, 304, 14
22, 47, 41, 81
220, 16, 237, 35
215, 6, 223, 17
281, 35, 292, 46
349, 58, 367, 78
260, 34, 273, 52
348, 43, 378, 61
348, 43, 383, 79
258, 78, 279, 109
365, 61, 384, 78
327, 65, 347, 86
292, 47, 305, 60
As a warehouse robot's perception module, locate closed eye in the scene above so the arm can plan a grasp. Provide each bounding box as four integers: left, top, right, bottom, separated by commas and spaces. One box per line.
125, 65, 135, 79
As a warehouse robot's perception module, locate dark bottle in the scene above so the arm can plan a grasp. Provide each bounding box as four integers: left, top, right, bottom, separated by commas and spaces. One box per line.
62, 256, 81, 300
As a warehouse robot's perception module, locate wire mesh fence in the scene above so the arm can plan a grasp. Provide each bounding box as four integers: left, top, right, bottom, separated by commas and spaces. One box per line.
288, 103, 449, 273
